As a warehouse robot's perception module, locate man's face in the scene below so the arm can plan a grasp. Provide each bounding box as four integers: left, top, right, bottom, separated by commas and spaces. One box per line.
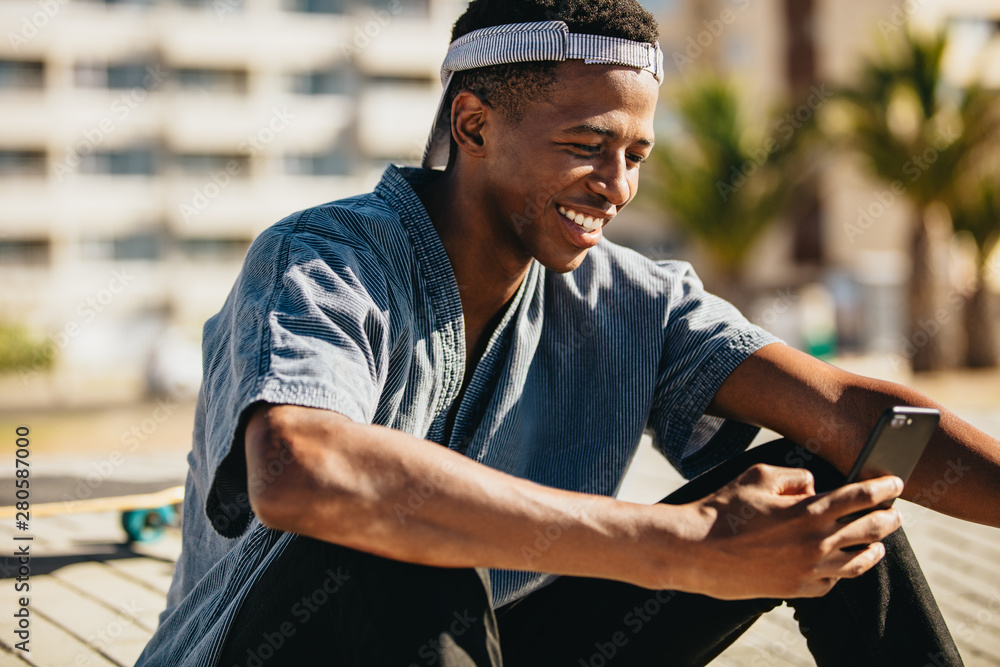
480, 60, 658, 273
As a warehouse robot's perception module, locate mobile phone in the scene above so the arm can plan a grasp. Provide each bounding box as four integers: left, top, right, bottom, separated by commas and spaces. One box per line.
838, 406, 940, 524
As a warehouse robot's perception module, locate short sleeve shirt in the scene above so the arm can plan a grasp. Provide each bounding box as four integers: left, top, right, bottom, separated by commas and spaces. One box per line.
137, 165, 780, 665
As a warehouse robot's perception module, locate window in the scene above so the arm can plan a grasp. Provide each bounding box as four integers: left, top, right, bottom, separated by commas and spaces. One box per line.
81, 233, 165, 261
176, 237, 251, 261
0, 239, 49, 266
114, 233, 163, 260
285, 0, 347, 14
289, 68, 350, 96
75, 60, 159, 89
173, 153, 249, 177
356, 0, 427, 16
173, 67, 248, 93
284, 146, 351, 176
107, 62, 155, 89
0, 60, 44, 89
0, 150, 46, 176
80, 148, 159, 175
366, 74, 435, 87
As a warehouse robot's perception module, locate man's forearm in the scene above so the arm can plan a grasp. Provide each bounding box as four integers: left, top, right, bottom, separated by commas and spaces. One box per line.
709, 343, 1000, 528
868, 383, 1000, 527
244, 403, 701, 590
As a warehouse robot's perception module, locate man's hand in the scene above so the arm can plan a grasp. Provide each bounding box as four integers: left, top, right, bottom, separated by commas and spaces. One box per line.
640, 464, 903, 600
709, 343, 1000, 528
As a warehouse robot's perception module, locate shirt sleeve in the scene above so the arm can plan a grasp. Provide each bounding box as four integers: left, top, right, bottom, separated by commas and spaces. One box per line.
199, 213, 393, 538
646, 260, 781, 479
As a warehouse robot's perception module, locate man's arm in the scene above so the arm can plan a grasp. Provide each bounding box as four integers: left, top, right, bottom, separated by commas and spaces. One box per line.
708, 342, 1000, 528
245, 401, 904, 600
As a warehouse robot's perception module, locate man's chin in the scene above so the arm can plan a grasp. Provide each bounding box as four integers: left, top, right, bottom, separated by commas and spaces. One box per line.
538, 249, 590, 274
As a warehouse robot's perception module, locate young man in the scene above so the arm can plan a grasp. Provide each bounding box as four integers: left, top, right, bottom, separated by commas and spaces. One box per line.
137, 1, 1000, 664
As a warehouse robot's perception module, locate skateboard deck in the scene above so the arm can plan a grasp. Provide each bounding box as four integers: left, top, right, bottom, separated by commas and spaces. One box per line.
0, 485, 184, 542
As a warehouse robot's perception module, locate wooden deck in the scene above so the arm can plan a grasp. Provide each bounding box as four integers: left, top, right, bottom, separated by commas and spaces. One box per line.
1, 435, 999, 666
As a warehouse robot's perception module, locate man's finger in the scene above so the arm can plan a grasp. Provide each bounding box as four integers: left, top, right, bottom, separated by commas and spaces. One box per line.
816, 540, 887, 580
820, 475, 903, 522
831, 508, 901, 551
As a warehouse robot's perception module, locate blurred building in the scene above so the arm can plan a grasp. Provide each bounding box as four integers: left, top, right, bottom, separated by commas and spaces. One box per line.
0, 0, 464, 405
1, 0, 998, 406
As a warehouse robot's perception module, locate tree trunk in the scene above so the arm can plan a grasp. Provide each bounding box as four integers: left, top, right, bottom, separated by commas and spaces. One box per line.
782, 0, 824, 267
964, 263, 998, 368
908, 207, 947, 372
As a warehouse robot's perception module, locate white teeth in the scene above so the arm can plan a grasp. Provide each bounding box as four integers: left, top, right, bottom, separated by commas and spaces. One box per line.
559, 205, 605, 232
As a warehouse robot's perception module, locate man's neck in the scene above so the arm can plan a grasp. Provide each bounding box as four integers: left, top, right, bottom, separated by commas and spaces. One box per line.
416, 167, 531, 340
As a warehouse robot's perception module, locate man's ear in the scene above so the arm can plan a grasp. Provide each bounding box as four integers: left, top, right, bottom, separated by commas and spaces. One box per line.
450, 91, 490, 160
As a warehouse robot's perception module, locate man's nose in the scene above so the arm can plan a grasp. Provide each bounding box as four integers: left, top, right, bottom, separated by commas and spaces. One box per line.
586, 153, 631, 207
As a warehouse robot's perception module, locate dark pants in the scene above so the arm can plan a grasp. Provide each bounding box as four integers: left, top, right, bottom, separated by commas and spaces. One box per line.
216, 440, 963, 666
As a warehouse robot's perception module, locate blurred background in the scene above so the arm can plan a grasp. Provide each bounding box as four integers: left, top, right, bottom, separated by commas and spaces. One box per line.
2, 2, 1000, 665
0, 0, 998, 462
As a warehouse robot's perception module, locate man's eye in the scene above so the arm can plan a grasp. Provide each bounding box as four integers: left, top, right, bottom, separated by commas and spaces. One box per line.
571, 144, 601, 154
627, 153, 647, 165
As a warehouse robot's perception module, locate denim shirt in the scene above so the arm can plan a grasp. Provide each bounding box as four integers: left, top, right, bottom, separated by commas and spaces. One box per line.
136, 165, 779, 666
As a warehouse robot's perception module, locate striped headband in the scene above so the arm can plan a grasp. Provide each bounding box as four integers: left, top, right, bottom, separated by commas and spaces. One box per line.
421, 20, 664, 169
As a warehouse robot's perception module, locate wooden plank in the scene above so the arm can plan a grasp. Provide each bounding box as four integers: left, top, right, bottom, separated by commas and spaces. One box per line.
0, 487, 183, 519
49, 562, 167, 633
0, 612, 118, 667
29, 575, 153, 667
0, 639, 35, 666
102, 558, 175, 597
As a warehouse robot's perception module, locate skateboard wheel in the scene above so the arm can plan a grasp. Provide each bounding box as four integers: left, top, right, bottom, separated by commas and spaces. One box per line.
122, 506, 177, 543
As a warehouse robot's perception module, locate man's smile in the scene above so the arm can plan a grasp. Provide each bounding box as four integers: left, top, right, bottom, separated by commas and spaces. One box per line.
558, 205, 608, 232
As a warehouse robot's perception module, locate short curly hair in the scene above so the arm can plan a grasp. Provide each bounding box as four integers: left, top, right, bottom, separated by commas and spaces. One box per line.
443, 0, 659, 166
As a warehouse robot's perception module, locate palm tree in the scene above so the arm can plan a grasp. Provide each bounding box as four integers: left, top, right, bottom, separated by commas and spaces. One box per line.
646, 76, 813, 306
831, 29, 1000, 371
950, 176, 1000, 367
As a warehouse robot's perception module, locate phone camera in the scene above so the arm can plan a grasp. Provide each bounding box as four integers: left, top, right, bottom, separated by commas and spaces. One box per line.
890, 415, 908, 428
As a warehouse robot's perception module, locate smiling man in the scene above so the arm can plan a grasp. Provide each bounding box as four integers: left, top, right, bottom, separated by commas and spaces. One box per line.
136, 1, 1000, 665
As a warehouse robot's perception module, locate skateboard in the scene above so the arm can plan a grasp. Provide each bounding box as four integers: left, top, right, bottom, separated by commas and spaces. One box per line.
0, 485, 184, 543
